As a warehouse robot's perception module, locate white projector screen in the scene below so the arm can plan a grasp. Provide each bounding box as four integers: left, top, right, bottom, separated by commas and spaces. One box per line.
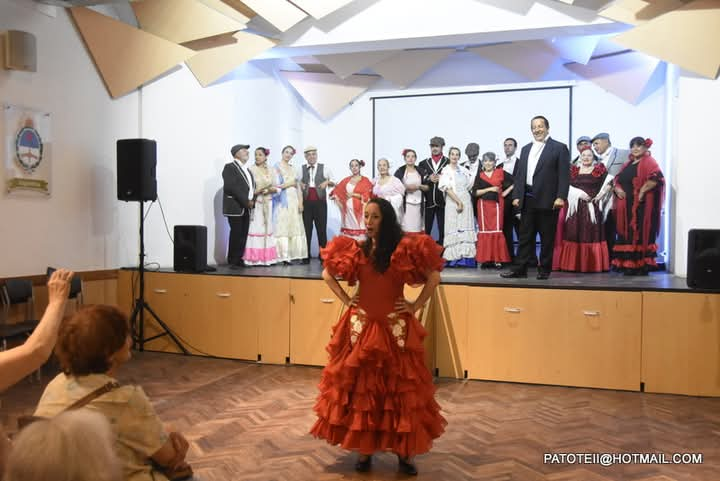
372, 86, 572, 175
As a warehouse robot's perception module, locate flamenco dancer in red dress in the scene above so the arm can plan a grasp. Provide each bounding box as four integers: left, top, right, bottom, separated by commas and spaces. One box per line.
311, 197, 446, 475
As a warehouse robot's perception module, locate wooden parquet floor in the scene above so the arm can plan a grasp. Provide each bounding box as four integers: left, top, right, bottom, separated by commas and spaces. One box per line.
2, 352, 718, 481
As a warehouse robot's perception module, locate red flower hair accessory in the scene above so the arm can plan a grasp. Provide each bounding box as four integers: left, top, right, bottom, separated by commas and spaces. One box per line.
265, 148, 270, 156
578, 145, 592, 153
644, 138, 653, 148
359, 159, 366, 167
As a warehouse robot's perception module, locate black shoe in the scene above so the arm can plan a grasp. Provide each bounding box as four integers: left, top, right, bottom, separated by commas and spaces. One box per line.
301, 258, 310, 264
397, 456, 418, 476
536, 271, 551, 280
355, 455, 372, 472
501, 270, 527, 278
229, 262, 244, 270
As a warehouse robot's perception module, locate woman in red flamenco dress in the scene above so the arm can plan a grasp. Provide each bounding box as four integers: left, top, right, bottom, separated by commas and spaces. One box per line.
311, 197, 446, 475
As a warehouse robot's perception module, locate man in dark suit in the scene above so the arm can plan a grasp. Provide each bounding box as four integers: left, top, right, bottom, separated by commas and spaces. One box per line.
419, 136, 449, 245
501, 116, 570, 280
222, 144, 255, 269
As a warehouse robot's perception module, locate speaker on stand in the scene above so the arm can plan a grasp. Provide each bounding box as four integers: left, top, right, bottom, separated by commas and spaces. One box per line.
687, 229, 720, 290
117, 138, 188, 354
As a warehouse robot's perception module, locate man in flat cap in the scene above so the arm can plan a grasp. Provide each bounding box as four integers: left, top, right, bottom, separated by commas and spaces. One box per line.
571, 136, 598, 165
591, 132, 629, 257
419, 136, 449, 244
501, 115, 569, 280
299, 145, 335, 263
222, 144, 255, 268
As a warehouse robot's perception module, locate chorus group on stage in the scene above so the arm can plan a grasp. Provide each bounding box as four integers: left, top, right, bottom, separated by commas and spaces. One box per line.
223, 115, 664, 279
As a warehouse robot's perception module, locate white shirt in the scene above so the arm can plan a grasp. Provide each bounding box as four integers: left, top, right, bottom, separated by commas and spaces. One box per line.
503, 156, 518, 175
302, 163, 334, 188
598, 146, 614, 167
526, 136, 548, 186
234, 160, 254, 200
461, 160, 480, 180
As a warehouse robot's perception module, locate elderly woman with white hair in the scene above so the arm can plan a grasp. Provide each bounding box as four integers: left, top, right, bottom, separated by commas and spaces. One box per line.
372, 157, 406, 223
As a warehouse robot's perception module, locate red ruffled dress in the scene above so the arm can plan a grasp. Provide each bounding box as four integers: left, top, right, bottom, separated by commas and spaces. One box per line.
311, 234, 447, 459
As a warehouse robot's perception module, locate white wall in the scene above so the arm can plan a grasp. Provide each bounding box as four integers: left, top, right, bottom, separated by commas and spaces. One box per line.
672, 75, 720, 276
136, 62, 303, 268
0, 2, 139, 277
300, 51, 667, 257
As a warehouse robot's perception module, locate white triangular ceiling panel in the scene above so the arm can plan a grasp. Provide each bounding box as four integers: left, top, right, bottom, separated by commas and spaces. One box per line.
132, 0, 246, 44
546, 35, 603, 64
315, 50, 401, 79
371, 49, 454, 89
470, 41, 558, 81
281, 71, 379, 120
612, 0, 720, 79
565, 51, 661, 104
68, 6, 195, 98
239, 0, 307, 32
290, 0, 355, 19
186, 31, 277, 86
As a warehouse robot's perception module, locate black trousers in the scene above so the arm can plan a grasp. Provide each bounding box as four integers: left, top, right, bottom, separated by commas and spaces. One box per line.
425, 205, 445, 245
605, 209, 616, 259
227, 215, 249, 265
303, 199, 327, 258
514, 196, 559, 273
503, 200, 521, 259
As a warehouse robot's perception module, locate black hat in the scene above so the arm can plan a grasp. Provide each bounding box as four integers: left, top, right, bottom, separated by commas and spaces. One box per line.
465, 142, 479, 156
231, 144, 250, 157
430, 136, 445, 147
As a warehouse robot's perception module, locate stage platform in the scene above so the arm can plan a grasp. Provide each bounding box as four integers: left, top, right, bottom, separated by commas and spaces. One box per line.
135, 260, 713, 293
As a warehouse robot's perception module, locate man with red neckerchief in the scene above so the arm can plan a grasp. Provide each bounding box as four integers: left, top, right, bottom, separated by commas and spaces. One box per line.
419, 136, 449, 245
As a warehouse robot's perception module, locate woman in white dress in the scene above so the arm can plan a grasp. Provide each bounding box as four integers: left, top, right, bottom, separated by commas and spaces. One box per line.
330, 159, 373, 241
439, 146, 477, 267
393, 149, 429, 234
273, 145, 308, 264
244, 147, 279, 266
372, 158, 405, 223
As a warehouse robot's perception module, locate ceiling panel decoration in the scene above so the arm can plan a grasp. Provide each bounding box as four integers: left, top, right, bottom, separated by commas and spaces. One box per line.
470, 41, 558, 80
132, 0, 246, 44
185, 31, 278, 86
68, 6, 195, 98
612, 0, 720, 78
289, 0, 355, 19
565, 50, 662, 103
196, 0, 251, 23
314, 50, 401, 79
280, 71, 380, 119
370, 49, 454, 89
237, 0, 307, 32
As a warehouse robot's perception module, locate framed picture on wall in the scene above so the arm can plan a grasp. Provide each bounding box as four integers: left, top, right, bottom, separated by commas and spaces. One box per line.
3, 103, 52, 195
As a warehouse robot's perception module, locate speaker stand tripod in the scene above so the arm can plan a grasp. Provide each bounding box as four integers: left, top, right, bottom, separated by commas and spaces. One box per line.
129, 200, 189, 354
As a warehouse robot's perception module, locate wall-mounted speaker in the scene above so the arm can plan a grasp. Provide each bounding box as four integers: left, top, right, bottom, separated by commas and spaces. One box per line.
117, 139, 157, 202
174, 225, 207, 273
2, 30, 37, 72
687, 229, 720, 291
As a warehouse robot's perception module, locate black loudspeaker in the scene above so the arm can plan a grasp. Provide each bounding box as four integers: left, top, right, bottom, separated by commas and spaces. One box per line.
687, 229, 720, 290
117, 139, 157, 201
174, 225, 207, 272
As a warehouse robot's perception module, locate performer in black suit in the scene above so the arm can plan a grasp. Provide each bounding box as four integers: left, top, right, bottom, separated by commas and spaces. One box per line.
222, 144, 255, 269
419, 136, 449, 245
501, 116, 570, 280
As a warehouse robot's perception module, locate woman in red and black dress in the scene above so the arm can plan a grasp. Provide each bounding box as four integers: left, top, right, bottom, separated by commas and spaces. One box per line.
611, 137, 664, 275
473, 152, 513, 268
557, 145, 609, 272
330, 159, 373, 241
312, 198, 446, 475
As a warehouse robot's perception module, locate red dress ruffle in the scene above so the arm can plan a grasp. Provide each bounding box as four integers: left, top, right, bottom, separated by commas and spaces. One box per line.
311, 234, 446, 458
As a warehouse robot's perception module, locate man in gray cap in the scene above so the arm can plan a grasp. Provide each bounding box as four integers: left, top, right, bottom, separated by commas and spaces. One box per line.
299, 145, 335, 263
591, 132, 629, 257
571, 136, 598, 165
222, 144, 255, 268
418, 136, 449, 244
